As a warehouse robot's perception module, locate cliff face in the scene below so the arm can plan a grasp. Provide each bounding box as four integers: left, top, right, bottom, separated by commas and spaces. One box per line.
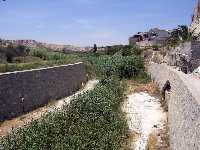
191, 0, 200, 35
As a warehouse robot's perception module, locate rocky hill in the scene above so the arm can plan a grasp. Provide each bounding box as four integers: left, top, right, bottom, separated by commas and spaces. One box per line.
0, 38, 88, 52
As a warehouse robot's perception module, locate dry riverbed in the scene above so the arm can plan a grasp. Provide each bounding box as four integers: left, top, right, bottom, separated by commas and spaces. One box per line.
122, 81, 169, 150
1, 79, 169, 150
0, 80, 99, 137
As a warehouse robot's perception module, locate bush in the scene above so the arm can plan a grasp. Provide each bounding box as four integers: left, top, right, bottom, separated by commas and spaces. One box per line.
121, 45, 142, 56
13, 56, 43, 63
89, 55, 145, 79
105, 46, 122, 55
0, 53, 83, 73
30, 48, 48, 60
134, 71, 151, 84
47, 52, 66, 60
0, 44, 30, 63
0, 78, 128, 150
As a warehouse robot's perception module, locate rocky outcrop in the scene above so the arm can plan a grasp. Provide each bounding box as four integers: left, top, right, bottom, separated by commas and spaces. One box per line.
164, 41, 200, 73
191, 0, 200, 35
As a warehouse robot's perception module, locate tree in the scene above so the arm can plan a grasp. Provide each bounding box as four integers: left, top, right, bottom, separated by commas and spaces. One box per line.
93, 44, 97, 53
168, 25, 200, 47
177, 25, 192, 41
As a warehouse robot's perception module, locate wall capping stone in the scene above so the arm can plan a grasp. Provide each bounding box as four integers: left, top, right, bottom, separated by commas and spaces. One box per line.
0, 62, 83, 75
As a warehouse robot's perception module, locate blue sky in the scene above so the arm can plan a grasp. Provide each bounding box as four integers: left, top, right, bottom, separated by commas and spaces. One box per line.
0, 0, 197, 46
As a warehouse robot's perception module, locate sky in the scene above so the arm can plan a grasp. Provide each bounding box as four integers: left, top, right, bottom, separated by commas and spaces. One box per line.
0, 0, 197, 46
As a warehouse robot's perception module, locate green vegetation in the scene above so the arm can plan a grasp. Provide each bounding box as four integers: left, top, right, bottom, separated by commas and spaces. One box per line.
167, 25, 200, 47
0, 58, 80, 73
0, 44, 150, 149
0, 78, 128, 150
102, 45, 142, 56
88, 55, 144, 79
121, 45, 142, 56
29, 48, 68, 61
0, 44, 30, 63
0, 46, 148, 81
80, 45, 146, 80
0, 48, 81, 73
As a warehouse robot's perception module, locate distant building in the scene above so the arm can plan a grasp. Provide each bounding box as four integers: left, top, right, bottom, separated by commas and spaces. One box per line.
129, 32, 149, 45
129, 28, 171, 48
149, 28, 171, 46
1, 39, 38, 48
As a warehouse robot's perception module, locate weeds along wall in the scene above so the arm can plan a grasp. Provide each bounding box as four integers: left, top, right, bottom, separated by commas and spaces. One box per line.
0, 62, 86, 121
148, 63, 200, 150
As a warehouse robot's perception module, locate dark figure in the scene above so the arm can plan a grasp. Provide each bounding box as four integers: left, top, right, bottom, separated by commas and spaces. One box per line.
162, 80, 171, 100
93, 44, 97, 53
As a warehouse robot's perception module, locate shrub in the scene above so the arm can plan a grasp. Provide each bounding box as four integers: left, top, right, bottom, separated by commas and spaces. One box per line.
121, 45, 142, 56
105, 45, 123, 55
46, 52, 67, 60
30, 48, 48, 60
134, 71, 151, 84
0, 53, 83, 73
90, 55, 145, 79
13, 56, 42, 63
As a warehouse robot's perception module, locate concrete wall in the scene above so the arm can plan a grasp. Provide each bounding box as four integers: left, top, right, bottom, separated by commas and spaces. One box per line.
165, 41, 200, 72
191, 41, 200, 59
148, 63, 200, 150
0, 62, 86, 121
191, 41, 200, 70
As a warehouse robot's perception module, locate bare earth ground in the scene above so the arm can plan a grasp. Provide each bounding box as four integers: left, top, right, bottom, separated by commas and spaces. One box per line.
122, 80, 169, 150
0, 80, 99, 137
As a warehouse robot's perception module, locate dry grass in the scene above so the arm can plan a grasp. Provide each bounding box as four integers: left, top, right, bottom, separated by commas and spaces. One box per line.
146, 133, 158, 150
125, 79, 170, 150
126, 80, 161, 98
145, 123, 170, 150
126, 78, 169, 113
121, 130, 140, 150
159, 123, 170, 150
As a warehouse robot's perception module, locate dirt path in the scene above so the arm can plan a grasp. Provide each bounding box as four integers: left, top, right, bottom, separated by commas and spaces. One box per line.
0, 80, 99, 137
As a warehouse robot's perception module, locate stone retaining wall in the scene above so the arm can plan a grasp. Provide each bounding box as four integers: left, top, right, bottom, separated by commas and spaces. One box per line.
148, 63, 200, 150
0, 62, 86, 121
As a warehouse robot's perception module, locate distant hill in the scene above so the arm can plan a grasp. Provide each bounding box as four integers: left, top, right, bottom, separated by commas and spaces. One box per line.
0, 38, 89, 52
